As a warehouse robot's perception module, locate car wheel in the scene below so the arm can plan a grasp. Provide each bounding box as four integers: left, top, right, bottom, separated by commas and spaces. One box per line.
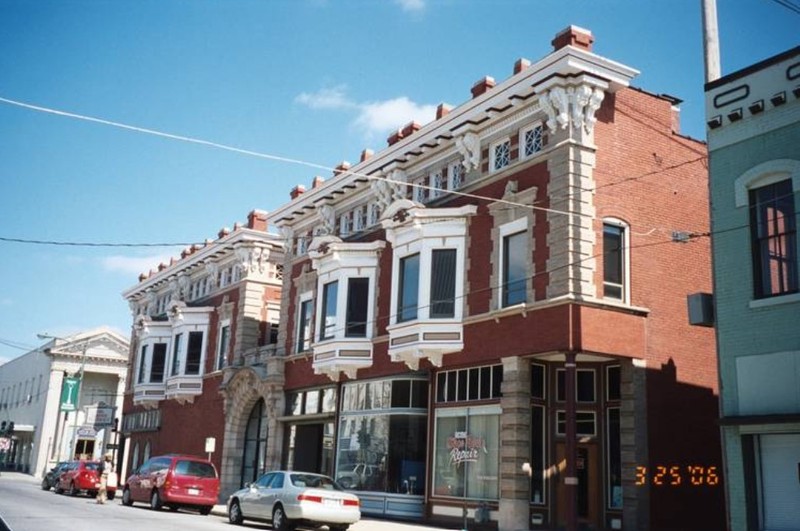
199, 505, 212, 516
41, 480, 50, 491
330, 526, 349, 531
272, 505, 294, 531
108, 491, 116, 501
121, 487, 133, 506
228, 499, 243, 525
68, 482, 79, 497
150, 489, 163, 511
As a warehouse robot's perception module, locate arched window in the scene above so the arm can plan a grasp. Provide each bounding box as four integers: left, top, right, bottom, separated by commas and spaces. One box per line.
131, 442, 140, 472
240, 398, 268, 488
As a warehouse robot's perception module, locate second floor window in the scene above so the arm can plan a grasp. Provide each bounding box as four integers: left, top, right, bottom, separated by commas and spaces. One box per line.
398, 254, 420, 322
321, 281, 338, 340
430, 249, 457, 318
492, 139, 511, 171
750, 179, 797, 298
171, 333, 182, 376
138, 345, 148, 383
186, 331, 203, 374
603, 222, 626, 300
345, 278, 369, 337
503, 231, 527, 306
216, 325, 230, 371
297, 299, 313, 352
150, 343, 167, 383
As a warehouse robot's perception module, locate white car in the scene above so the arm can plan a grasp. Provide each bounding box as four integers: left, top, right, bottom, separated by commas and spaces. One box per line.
227, 471, 361, 531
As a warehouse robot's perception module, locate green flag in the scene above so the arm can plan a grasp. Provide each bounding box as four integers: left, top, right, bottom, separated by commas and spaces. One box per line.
60, 377, 80, 412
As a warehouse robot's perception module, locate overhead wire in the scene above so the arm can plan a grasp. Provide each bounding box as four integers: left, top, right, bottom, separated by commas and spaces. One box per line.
0, 96, 586, 220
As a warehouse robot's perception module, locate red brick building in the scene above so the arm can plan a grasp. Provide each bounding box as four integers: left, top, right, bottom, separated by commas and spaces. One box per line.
263, 27, 723, 531
120, 210, 284, 497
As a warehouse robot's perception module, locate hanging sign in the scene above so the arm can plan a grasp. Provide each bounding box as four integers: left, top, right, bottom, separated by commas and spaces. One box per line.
60, 377, 81, 412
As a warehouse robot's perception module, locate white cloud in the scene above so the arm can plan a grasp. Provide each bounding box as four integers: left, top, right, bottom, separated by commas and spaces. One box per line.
294, 86, 355, 110
101, 254, 173, 276
296, 86, 436, 138
354, 97, 437, 136
395, 0, 425, 11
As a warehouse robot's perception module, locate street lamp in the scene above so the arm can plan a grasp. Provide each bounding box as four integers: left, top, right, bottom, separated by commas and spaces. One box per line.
38, 333, 89, 461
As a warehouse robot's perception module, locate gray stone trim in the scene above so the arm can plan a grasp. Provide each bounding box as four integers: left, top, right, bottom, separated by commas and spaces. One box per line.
499, 356, 532, 531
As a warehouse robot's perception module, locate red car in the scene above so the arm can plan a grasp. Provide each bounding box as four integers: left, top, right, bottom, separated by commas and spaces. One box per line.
55, 460, 116, 499
122, 454, 219, 515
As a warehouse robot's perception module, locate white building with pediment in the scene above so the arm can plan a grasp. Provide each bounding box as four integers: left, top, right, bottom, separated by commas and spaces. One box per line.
0, 327, 129, 477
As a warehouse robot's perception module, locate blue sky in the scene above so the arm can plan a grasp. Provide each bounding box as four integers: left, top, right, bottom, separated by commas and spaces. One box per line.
0, 0, 797, 363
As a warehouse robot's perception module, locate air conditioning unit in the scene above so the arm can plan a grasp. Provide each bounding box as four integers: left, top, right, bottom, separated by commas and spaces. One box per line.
687, 293, 714, 327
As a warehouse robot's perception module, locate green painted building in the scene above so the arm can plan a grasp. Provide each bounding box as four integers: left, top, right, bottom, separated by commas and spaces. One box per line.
705, 46, 800, 531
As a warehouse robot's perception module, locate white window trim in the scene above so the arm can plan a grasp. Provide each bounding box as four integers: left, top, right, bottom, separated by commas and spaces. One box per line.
520, 122, 544, 159
490, 137, 511, 172
603, 217, 631, 304
311, 241, 384, 344
733, 159, 800, 208
498, 217, 529, 309
296, 291, 314, 353
169, 325, 209, 376
390, 238, 468, 325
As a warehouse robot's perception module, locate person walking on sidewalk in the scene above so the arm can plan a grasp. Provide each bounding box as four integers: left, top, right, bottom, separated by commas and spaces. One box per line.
96, 453, 114, 504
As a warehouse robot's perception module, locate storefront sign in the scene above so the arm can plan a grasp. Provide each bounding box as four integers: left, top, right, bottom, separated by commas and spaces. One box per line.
86, 406, 115, 427
77, 426, 97, 437
447, 431, 488, 467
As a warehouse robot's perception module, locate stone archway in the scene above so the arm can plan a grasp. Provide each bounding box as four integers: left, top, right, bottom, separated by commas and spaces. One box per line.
219, 366, 284, 498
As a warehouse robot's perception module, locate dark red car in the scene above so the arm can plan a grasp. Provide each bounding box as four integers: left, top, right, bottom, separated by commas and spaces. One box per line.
55, 460, 116, 499
122, 454, 219, 515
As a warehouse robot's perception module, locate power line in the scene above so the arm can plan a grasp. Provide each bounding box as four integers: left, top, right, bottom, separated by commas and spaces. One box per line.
768, 0, 800, 15
0, 236, 197, 248
0, 96, 585, 220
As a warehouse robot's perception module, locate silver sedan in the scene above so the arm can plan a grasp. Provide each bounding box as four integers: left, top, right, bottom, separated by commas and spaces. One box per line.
227, 471, 361, 531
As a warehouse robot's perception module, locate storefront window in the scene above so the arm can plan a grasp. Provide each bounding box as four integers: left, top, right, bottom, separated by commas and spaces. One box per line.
433, 406, 500, 500
336, 378, 428, 495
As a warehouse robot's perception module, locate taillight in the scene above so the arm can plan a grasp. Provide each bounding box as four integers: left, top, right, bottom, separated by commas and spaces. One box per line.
297, 494, 323, 503
343, 499, 360, 507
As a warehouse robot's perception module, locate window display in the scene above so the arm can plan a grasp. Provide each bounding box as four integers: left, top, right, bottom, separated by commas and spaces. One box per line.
433, 406, 500, 500
336, 378, 427, 495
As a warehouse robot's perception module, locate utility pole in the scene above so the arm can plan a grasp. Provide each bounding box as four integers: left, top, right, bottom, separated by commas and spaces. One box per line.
701, 0, 721, 82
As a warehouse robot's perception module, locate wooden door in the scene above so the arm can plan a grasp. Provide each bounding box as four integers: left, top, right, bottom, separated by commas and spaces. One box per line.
555, 443, 601, 529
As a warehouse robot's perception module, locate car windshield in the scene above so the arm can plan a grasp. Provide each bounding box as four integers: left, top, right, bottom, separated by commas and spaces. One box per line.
174, 460, 217, 478
289, 473, 341, 491
84, 462, 100, 471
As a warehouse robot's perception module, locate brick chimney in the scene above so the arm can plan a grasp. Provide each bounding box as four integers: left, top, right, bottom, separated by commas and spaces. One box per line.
471, 76, 496, 98
401, 121, 421, 138
514, 58, 531, 74
360, 149, 373, 162
312, 176, 325, 188
552, 25, 594, 52
247, 209, 268, 231
290, 185, 306, 200
333, 161, 351, 177
387, 129, 404, 146
436, 103, 452, 119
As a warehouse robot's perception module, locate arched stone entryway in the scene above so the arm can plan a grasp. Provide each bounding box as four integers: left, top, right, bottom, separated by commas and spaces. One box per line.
219, 364, 284, 499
